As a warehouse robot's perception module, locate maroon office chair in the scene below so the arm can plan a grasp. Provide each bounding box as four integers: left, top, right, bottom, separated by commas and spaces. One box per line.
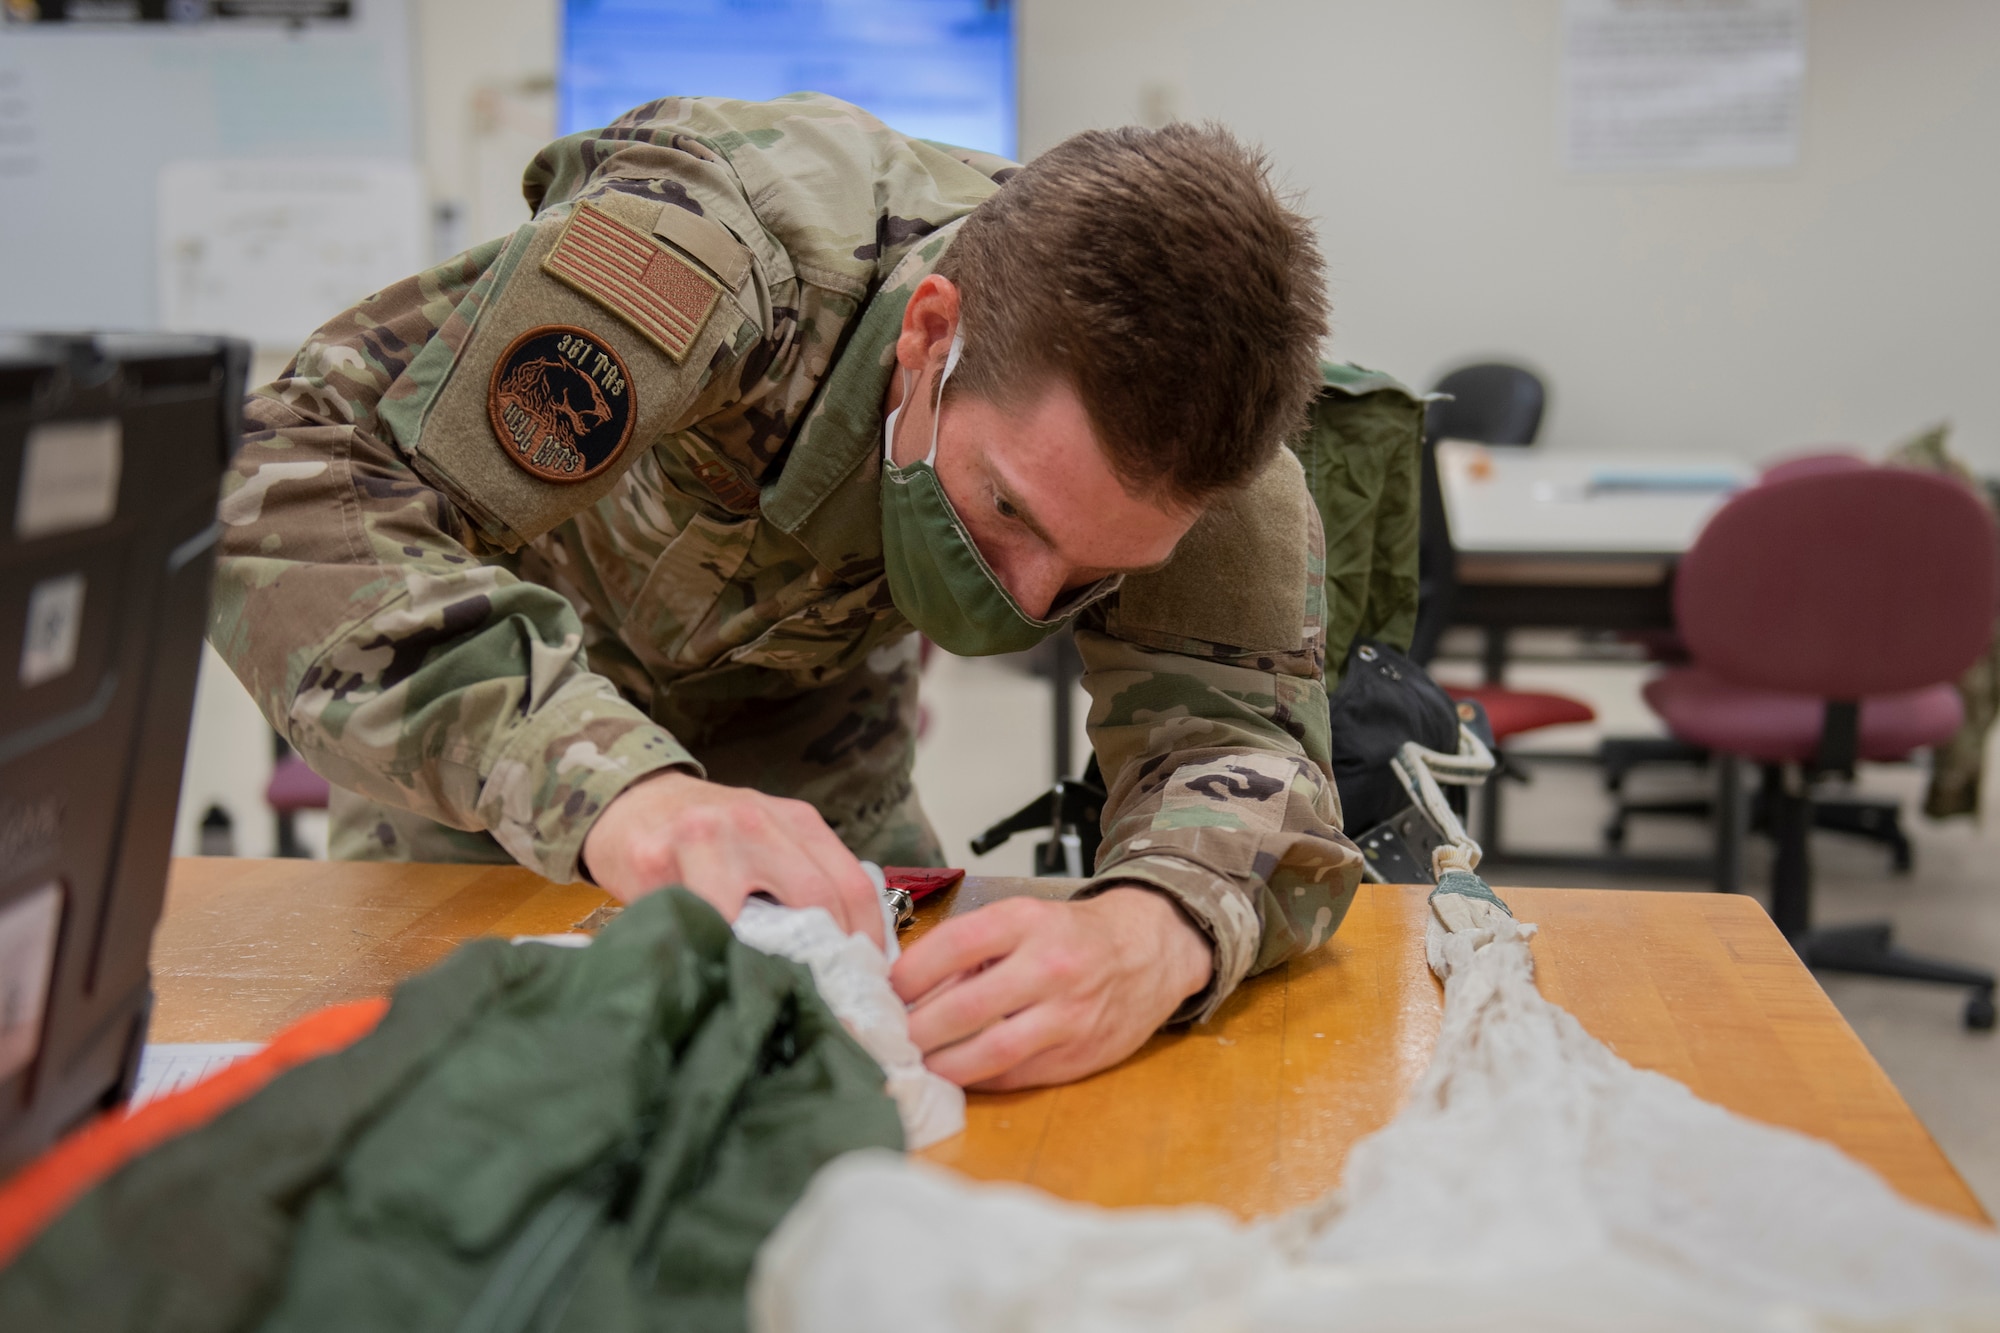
1444, 686, 1595, 743
1643, 467, 1998, 1028
1757, 450, 1870, 486
1605, 450, 1915, 873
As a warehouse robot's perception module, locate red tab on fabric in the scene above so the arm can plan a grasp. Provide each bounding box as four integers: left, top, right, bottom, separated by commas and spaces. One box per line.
883, 867, 965, 902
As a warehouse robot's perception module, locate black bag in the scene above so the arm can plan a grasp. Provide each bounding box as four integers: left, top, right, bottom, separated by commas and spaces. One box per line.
1327, 638, 1461, 833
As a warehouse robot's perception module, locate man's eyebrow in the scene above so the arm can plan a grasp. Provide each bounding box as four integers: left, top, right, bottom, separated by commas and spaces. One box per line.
988, 460, 1182, 576
989, 470, 1059, 548
996, 466, 1176, 572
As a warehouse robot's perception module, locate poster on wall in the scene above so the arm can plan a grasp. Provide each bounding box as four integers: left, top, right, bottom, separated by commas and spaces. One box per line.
1563, 0, 1805, 174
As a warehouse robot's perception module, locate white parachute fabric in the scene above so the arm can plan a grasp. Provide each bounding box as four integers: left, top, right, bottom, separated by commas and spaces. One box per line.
732, 898, 965, 1150
750, 891, 2000, 1331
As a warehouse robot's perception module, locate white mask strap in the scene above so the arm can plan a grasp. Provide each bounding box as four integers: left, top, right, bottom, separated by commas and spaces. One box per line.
882, 365, 916, 464
882, 328, 963, 468
924, 328, 966, 467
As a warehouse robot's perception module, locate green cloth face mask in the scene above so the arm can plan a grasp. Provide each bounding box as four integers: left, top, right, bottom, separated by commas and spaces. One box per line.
880, 331, 1118, 656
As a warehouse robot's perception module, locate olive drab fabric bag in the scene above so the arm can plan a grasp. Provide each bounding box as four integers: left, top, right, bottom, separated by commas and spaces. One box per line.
0, 890, 902, 1333
1287, 362, 1427, 684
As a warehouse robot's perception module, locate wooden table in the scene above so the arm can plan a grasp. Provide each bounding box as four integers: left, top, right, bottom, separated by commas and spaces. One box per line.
149, 858, 1987, 1225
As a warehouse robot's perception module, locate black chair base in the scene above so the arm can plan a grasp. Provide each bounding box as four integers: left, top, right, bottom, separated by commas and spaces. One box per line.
1795, 922, 1997, 1031
1761, 751, 1996, 1033
1601, 735, 1707, 794
1474, 745, 1738, 888
1809, 799, 1914, 873
1609, 793, 1912, 869
1602, 745, 1914, 876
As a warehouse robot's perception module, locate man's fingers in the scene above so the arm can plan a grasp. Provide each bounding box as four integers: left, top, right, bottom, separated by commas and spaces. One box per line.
891, 900, 1036, 1003
904, 953, 1046, 1055
665, 836, 759, 921
676, 799, 880, 946
770, 799, 883, 947
581, 774, 886, 948
921, 1004, 1066, 1089
969, 1042, 1100, 1093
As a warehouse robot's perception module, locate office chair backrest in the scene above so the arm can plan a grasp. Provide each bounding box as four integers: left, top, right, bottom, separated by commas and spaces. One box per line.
1758, 450, 1868, 486
1676, 467, 1998, 699
1425, 363, 1545, 447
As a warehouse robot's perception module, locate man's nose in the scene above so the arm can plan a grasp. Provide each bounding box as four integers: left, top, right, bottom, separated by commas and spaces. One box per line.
1002, 550, 1070, 621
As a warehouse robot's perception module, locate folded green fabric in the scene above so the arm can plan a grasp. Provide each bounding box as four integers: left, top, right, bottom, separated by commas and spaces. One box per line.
1289, 362, 1426, 681
0, 889, 902, 1333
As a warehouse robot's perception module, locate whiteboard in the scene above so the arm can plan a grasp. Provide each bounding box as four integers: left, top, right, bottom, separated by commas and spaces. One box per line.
158, 158, 423, 348
0, 1, 415, 339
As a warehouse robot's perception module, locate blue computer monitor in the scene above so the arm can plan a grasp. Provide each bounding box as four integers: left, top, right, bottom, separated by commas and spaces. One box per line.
561, 0, 1016, 159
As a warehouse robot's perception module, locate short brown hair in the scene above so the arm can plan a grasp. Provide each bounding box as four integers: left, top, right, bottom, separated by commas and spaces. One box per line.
938, 123, 1327, 504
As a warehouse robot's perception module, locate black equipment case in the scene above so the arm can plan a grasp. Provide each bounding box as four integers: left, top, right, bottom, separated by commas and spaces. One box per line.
0, 333, 245, 1176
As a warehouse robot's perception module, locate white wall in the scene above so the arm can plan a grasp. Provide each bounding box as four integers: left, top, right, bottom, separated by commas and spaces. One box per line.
177, 644, 283, 858
416, 1, 2000, 465
173, 0, 2000, 850
413, 0, 559, 254
1020, 0, 2000, 466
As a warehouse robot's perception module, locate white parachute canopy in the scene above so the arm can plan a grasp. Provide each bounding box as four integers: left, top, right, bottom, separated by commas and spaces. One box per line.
751, 871, 2000, 1332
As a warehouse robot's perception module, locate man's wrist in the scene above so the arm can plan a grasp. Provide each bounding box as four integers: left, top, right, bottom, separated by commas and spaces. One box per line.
578, 763, 705, 886
1079, 853, 1262, 1024
1092, 883, 1215, 1005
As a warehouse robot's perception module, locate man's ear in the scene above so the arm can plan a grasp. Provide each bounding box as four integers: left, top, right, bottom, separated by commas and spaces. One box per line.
896, 275, 962, 374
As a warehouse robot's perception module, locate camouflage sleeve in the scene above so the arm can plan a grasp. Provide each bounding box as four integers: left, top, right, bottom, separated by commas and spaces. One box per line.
914, 137, 1022, 186
1075, 450, 1364, 1023
208, 108, 813, 880
208, 252, 708, 883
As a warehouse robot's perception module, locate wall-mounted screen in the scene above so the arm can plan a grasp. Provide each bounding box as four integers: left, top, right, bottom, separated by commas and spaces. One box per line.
561, 0, 1015, 159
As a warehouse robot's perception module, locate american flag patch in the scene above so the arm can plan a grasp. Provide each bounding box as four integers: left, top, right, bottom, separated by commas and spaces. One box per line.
542, 202, 723, 363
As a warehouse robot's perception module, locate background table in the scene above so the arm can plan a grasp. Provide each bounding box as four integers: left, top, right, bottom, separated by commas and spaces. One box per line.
149, 858, 1986, 1224
1436, 441, 1753, 677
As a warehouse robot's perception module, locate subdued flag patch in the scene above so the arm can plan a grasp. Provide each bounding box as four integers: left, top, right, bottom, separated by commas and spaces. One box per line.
543, 201, 722, 363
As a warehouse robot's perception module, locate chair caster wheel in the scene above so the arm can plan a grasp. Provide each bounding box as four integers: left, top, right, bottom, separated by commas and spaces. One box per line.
1966, 992, 1996, 1032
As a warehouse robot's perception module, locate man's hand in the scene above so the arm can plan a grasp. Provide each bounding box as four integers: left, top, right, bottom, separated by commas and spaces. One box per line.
891, 887, 1213, 1090
580, 769, 884, 948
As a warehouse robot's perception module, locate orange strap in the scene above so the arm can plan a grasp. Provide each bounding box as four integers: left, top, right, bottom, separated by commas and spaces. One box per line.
0, 997, 388, 1267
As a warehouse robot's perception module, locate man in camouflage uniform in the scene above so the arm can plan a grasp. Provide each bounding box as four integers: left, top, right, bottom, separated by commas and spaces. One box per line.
211, 94, 1363, 1089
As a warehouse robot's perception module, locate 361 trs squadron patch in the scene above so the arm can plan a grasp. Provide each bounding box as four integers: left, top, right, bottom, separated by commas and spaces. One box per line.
487, 325, 635, 483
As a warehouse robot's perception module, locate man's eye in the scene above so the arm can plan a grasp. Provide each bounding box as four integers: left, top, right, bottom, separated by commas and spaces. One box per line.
994, 495, 1020, 520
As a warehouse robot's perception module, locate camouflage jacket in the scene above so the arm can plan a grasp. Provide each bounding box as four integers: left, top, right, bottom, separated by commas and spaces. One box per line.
209, 95, 1362, 1020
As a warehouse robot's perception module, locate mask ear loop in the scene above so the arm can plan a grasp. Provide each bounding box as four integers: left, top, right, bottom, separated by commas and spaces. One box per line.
924, 328, 966, 467
882, 365, 916, 465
